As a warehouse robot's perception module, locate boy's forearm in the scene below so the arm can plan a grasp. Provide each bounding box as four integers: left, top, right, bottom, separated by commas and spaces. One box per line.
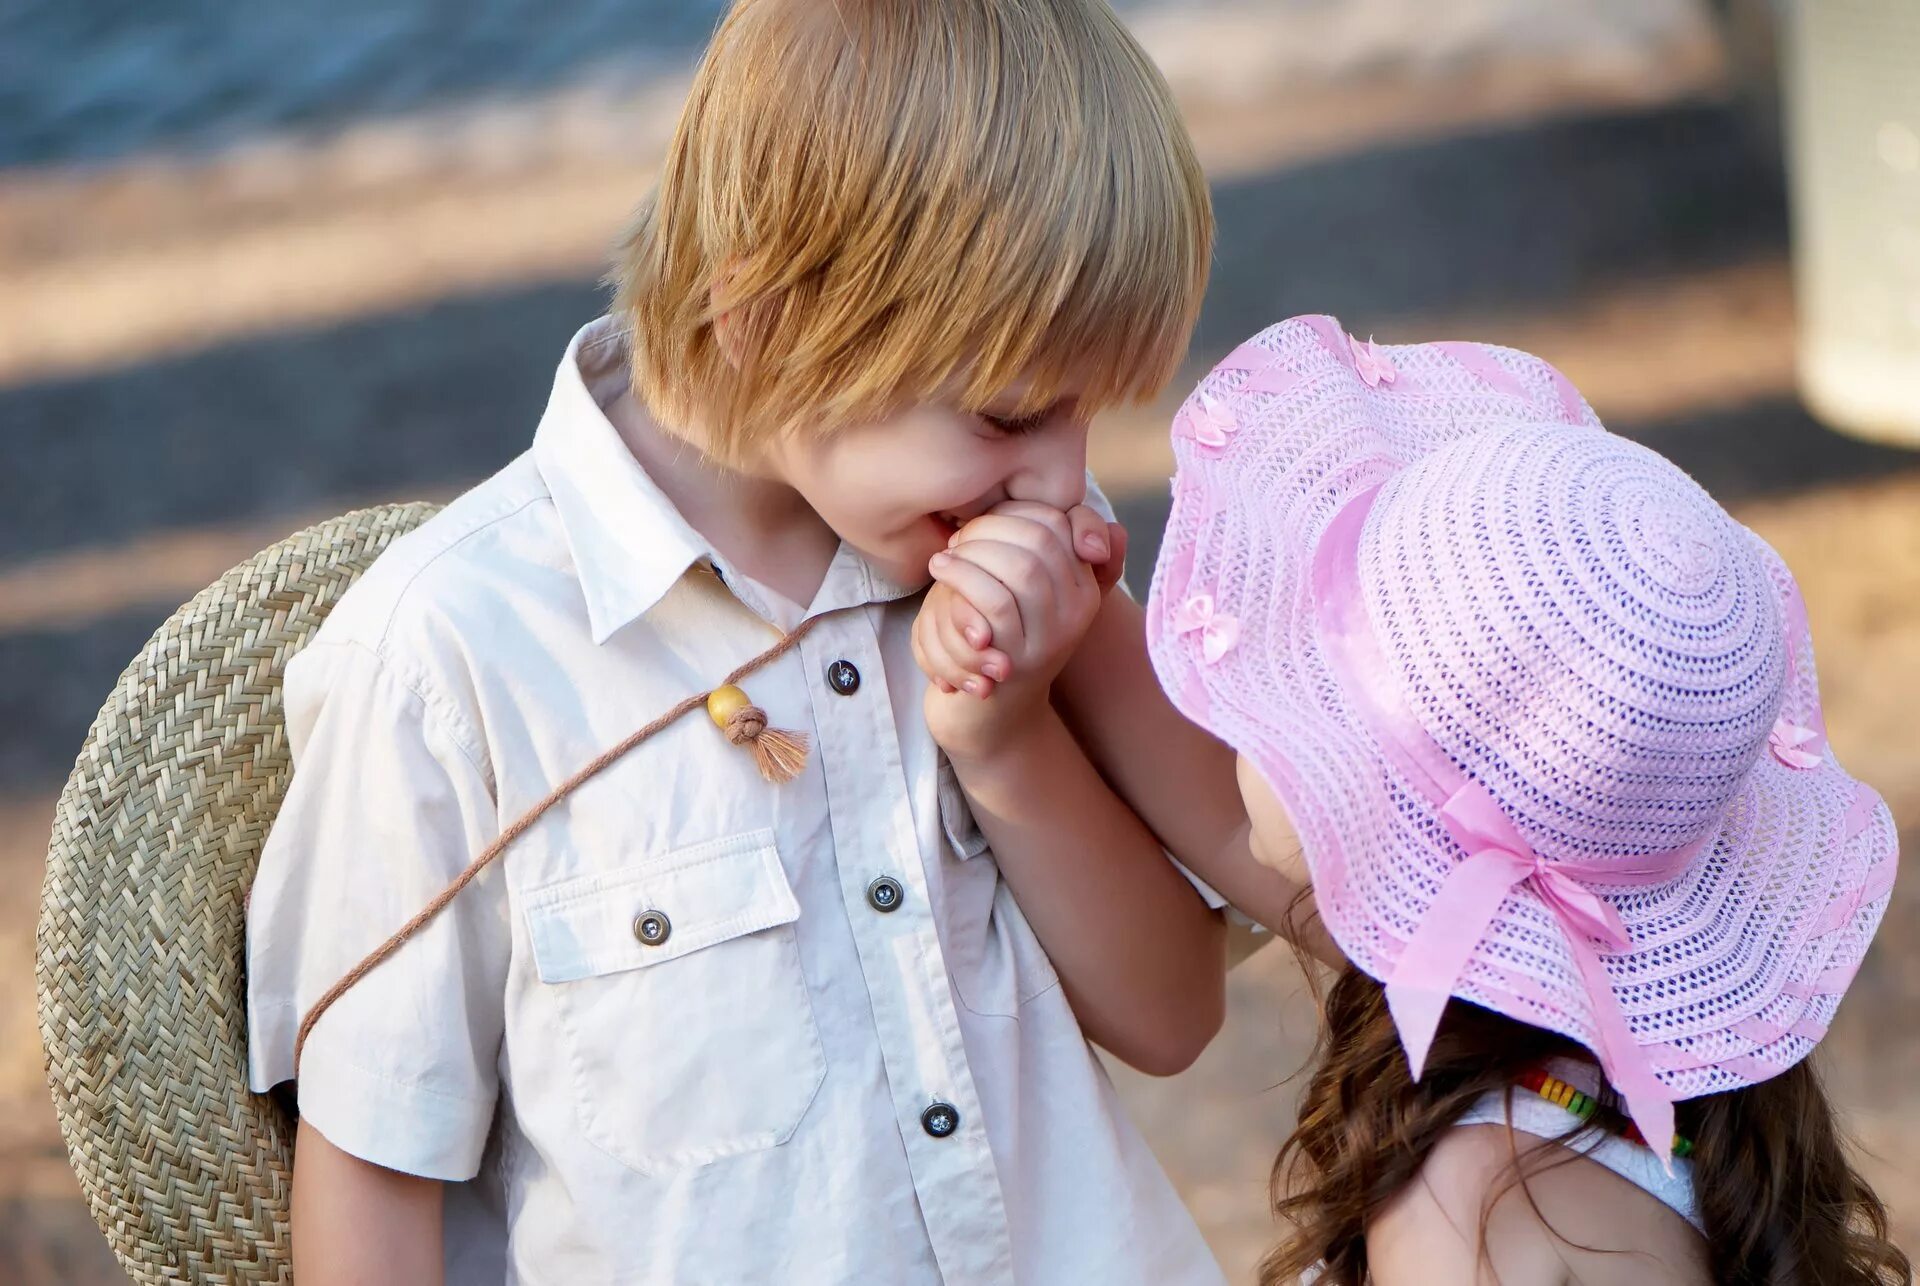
946, 707, 1227, 1075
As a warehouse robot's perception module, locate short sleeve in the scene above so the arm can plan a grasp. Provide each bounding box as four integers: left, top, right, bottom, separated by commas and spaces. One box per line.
246, 640, 508, 1181
1163, 852, 1238, 916
1082, 470, 1119, 524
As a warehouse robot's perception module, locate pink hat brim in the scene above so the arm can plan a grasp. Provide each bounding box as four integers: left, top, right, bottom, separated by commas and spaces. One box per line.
1148, 316, 1897, 1101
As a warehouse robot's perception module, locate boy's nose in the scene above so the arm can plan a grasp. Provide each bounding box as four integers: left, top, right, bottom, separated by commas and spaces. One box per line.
1004, 421, 1090, 511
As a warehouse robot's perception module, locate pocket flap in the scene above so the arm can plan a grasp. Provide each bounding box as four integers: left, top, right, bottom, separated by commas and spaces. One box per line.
524, 829, 799, 983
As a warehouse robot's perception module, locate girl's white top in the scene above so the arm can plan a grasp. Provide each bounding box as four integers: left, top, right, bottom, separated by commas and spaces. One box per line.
1455, 1073, 1701, 1231
1303, 1063, 1700, 1283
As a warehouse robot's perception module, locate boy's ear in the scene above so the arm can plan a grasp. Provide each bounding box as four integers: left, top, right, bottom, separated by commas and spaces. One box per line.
709, 261, 769, 371
711, 281, 747, 370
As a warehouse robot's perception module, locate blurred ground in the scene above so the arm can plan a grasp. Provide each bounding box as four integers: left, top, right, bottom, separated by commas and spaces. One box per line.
4, 2, 1918, 1282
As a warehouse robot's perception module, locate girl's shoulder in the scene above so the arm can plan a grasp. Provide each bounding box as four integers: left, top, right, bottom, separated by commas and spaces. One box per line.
1364, 1123, 1711, 1286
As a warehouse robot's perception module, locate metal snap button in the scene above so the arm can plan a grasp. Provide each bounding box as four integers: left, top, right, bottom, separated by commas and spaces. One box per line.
827, 659, 861, 696
633, 910, 672, 946
866, 875, 905, 913
921, 1101, 960, 1139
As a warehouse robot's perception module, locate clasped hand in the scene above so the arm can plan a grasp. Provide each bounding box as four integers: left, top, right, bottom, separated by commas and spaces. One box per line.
911, 500, 1126, 761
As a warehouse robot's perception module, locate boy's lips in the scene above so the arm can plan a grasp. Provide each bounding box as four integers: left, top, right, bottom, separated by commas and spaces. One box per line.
930, 500, 995, 539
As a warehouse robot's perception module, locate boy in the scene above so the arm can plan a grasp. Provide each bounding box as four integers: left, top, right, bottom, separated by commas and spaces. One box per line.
247, 1, 1271, 1281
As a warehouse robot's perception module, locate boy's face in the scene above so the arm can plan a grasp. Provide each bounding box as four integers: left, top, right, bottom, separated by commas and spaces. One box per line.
766, 379, 1093, 590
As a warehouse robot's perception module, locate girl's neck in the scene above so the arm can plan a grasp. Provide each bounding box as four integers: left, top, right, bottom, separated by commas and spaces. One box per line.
608, 389, 840, 607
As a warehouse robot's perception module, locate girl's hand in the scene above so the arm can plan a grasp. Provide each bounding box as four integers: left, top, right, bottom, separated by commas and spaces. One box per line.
916, 503, 1125, 699
912, 503, 1123, 760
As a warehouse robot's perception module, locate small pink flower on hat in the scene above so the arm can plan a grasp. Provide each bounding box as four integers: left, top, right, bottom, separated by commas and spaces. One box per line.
1351, 334, 1398, 388
1177, 391, 1238, 451
1175, 593, 1240, 664
1769, 716, 1825, 770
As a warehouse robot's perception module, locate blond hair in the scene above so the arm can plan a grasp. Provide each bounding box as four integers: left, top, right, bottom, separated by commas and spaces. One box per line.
613, 0, 1213, 466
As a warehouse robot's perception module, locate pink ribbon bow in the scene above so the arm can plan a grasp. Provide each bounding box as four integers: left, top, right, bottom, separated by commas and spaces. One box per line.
1177, 391, 1238, 451
1174, 593, 1240, 664
1351, 335, 1398, 388
1384, 779, 1678, 1164
1769, 717, 1825, 770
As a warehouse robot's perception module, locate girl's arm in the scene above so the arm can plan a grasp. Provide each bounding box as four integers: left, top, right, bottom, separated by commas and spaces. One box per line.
941, 704, 1228, 1075
292, 1120, 445, 1285
1053, 589, 1340, 963
1054, 589, 1247, 870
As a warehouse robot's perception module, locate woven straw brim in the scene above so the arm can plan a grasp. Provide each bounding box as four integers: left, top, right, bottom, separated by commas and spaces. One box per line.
36, 503, 440, 1284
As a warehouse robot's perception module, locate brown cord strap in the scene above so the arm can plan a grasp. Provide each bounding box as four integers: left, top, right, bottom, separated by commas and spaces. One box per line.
292, 614, 823, 1071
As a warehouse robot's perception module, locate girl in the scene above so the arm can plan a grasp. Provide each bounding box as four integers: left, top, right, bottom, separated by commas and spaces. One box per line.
1139, 317, 1910, 1284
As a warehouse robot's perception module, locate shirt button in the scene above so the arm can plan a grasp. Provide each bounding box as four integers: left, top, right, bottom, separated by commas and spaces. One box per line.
633, 910, 672, 946
866, 875, 905, 913
921, 1102, 960, 1139
826, 659, 861, 696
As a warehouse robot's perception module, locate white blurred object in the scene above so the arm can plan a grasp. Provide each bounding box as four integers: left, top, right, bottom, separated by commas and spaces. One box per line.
1784, 0, 1920, 447
1128, 0, 1712, 103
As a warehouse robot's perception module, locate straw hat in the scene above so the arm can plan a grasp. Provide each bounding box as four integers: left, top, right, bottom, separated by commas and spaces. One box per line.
36, 502, 439, 1284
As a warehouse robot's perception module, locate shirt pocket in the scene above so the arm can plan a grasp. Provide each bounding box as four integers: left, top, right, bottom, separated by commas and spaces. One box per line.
935, 760, 1061, 1017
523, 828, 826, 1176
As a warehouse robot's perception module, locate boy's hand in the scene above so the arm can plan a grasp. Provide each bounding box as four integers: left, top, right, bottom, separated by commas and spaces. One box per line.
912, 502, 1124, 759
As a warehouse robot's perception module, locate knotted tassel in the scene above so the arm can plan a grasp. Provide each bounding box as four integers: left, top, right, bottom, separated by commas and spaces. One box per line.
706, 684, 810, 783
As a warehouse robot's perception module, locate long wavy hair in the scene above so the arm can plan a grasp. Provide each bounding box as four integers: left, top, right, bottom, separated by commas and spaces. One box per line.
1263, 964, 1911, 1286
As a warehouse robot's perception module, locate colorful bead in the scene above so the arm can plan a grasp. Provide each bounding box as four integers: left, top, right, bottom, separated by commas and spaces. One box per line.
1516, 1067, 1693, 1159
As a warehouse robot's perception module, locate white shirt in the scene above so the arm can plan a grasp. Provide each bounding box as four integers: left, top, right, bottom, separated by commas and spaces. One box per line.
246, 317, 1225, 1285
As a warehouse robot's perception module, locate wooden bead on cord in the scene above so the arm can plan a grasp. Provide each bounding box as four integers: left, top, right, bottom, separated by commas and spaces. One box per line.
707, 684, 810, 783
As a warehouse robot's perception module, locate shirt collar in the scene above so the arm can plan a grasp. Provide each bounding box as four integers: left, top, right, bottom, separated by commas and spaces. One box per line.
533, 318, 711, 645
533, 318, 924, 644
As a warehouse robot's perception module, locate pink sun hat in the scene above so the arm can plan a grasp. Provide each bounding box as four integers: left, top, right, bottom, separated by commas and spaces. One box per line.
1147, 315, 1898, 1157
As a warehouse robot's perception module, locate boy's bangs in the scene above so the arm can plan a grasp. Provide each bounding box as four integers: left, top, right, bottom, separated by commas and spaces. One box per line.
807, 8, 1211, 429
945, 183, 1210, 424
621, 0, 1212, 457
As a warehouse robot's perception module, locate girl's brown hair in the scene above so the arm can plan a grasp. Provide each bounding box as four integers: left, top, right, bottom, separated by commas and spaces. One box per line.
1265, 964, 1910, 1286
612, 0, 1212, 467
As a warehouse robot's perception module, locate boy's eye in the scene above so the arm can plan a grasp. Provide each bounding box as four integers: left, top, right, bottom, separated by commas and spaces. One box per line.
980, 409, 1051, 436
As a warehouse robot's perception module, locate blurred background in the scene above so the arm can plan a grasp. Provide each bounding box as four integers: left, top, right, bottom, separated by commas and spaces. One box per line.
3, 0, 1917, 1280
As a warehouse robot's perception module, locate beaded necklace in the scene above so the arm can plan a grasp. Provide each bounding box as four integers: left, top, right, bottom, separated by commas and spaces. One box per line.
1517, 1067, 1696, 1159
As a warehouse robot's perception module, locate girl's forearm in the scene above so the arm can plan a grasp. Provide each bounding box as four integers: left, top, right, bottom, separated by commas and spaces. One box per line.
1200, 824, 1345, 969
1053, 592, 1341, 963
1051, 592, 1249, 868
946, 707, 1227, 1075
